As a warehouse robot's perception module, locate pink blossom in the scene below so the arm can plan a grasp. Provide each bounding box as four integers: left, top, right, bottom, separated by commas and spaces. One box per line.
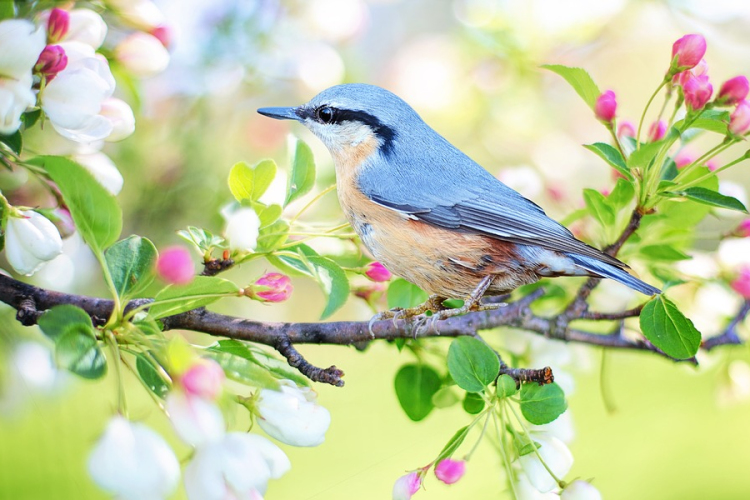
392, 472, 421, 500
617, 120, 635, 138
673, 59, 708, 87
150, 25, 172, 48
34, 45, 67, 82
156, 246, 195, 285
729, 100, 750, 136
683, 74, 713, 111
735, 220, 750, 238
648, 120, 667, 142
717, 76, 750, 106
253, 273, 293, 303
46, 8, 69, 43
181, 359, 225, 400
674, 149, 695, 169
364, 261, 392, 282
594, 90, 616, 123
671, 34, 707, 72
731, 266, 750, 299
434, 459, 466, 485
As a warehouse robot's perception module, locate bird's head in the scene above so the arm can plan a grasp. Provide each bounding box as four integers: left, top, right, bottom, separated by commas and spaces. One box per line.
258, 84, 420, 164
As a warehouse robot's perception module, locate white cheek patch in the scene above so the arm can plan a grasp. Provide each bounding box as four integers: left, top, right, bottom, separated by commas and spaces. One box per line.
307, 121, 376, 152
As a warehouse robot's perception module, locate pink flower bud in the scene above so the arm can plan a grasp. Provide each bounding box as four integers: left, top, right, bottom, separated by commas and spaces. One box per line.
735, 219, 750, 238
150, 25, 172, 48
731, 266, 750, 299
673, 149, 695, 169
671, 34, 707, 72
34, 45, 67, 82
594, 90, 616, 123
252, 273, 293, 303
364, 261, 392, 282
617, 120, 635, 138
181, 359, 225, 400
729, 100, 750, 136
673, 59, 708, 87
648, 120, 667, 142
683, 74, 713, 111
392, 472, 421, 500
47, 8, 70, 43
156, 246, 195, 285
717, 76, 750, 106
434, 459, 466, 485
353, 283, 386, 303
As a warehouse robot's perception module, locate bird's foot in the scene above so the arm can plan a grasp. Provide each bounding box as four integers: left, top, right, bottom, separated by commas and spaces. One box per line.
410, 276, 498, 334
368, 295, 447, 338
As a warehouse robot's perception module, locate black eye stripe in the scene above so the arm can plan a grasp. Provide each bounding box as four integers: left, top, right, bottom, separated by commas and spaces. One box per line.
307, 106, 397, 156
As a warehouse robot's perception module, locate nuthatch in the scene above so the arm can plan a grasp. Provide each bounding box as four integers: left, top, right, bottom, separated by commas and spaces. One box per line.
258, 84, 659, 318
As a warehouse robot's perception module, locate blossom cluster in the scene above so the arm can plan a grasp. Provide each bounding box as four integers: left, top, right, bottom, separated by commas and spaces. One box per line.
0, 1, 170, 277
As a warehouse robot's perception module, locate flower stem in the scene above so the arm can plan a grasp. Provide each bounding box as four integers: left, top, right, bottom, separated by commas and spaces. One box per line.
106, 330, 128, 417
636, 78, 669, 148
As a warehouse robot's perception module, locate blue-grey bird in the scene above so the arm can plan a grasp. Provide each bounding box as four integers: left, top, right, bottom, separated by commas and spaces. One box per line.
258, 84, 659, 315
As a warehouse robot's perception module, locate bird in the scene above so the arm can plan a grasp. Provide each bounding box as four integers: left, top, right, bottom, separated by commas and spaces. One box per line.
258, 84, 660, 321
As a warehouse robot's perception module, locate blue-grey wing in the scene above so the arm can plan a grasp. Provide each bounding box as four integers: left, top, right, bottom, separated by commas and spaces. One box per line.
358, 141, 624, 268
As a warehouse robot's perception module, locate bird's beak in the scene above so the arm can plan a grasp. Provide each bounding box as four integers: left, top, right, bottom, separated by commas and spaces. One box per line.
257, 106, 301, 121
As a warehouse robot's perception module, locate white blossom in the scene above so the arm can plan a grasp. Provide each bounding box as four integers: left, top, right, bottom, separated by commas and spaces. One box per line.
0, 19, 46, 80
0, 19, 45, 134
107, 0, 166, 31
166, 390, 225, 447
184, 433, 290, 499
41, 41, 116, 142
88, 416, 180, 500
517, 432, 573, 493
65, 9, 108, 49
0, 342, 67, 416
100, 97, 135, 141
5, 209, 63, 276
561, 480, 603, 500
73, 150, 124, 195
223, 206, 261, 252
115, 32, 169, 77
256, 380, 331, 447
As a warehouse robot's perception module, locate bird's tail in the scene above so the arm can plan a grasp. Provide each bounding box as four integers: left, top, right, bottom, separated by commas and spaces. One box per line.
566, 253, 661, 296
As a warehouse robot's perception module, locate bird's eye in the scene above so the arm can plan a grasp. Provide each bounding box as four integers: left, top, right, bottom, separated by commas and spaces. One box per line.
316, 106, 335, 124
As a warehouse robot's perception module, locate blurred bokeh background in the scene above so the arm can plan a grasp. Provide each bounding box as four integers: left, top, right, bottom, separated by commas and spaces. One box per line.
2, 0, 750, 498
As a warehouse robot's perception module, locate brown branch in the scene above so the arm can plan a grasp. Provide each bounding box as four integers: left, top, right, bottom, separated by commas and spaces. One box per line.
703, 300, 750, 351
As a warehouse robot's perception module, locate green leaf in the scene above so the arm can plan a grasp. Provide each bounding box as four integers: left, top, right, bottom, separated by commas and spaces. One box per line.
432, 386, 460, 408
674, 109, 730, 136
307, 255, 349, 319
462, 392, 485, 414
639, 244, 691, 262
177, 226, 227, 253
30, 156, 122, 253
23, 109, 41, 128
394, 364, 442, 421
149, 276, 239, 319
608, 178, 636, 210
627, 141, 663, 172
285, 138, 316, 206
267, 244, 320, 277
669, 187, 748, 213
136, 353, 169, 398
447, 337, 500, 393
55, 328, 107, 380
105, 235, 158, 299
541, 64, 601, 109
640, 295, 701, 359
583, 188, 616, 227
518, 441, 542, 457
205, 349, 280, 390
0, 1, 14, 20
228, 160, 277, 202
519, 382, 567, 425
0, 130, 22, 154
497, 374, 518, 398
256, 203, 283, 228
209, 339, 311, 387
435, 426, 470, 464
255, 220, 290, 253
37, 305, 93, 341
583, 143, 632, 180
387, 278, 429, 309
